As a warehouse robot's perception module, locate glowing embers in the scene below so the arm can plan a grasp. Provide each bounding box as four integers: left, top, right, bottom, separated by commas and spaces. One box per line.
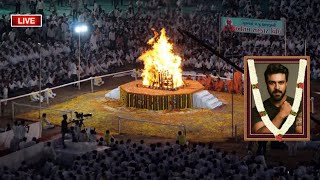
139, 28, 184, 90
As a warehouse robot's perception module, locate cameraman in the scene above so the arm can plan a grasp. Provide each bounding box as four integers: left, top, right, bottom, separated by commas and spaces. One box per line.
61, 114, 70, 148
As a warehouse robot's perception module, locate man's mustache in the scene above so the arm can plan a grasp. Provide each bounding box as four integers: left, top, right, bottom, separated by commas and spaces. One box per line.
272, 90, 282, 94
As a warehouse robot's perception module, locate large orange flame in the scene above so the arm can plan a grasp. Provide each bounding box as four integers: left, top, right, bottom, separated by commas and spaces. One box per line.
139, 29, 184, 89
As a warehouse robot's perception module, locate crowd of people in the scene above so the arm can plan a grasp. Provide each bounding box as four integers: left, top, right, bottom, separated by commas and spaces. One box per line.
0, 0, 319, 100
4, 120, 40, 152
1, 0, 320, 178
1, 135, 320, 179
1, 112, 320, 179
0, 112, 320, 179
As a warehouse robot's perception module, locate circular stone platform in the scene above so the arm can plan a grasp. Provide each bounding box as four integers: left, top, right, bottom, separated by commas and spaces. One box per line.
120, 80, 204, 110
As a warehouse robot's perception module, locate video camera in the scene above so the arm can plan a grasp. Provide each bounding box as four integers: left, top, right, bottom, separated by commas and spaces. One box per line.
72, 112, 92, 127
75, 112, 92, 120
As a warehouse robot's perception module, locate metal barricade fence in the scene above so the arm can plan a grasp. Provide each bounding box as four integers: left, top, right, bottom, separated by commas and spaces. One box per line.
0, 69, 135, 116
12, 102, 73, 121
0, 70, 241, 140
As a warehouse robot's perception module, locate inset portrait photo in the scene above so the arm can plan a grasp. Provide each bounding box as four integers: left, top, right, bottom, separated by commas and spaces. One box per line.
244, 56, 310, 141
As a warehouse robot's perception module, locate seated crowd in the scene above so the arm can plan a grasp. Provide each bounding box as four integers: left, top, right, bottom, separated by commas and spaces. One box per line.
1, 115, 320, 179
1, 133, 320, 179
2, 120, 40, 152
1, 0, 320, 101
1, 0, 320, 179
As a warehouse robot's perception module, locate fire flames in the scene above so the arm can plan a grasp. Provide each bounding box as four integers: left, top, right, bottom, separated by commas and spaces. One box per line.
139, 29, 184, 90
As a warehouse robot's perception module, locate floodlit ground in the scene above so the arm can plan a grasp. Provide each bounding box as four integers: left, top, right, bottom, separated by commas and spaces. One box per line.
16, 89, 244, 142
6, 78, 320, 168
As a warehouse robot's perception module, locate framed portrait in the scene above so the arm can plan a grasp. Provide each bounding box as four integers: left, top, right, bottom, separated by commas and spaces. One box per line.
244, 56, 310, 141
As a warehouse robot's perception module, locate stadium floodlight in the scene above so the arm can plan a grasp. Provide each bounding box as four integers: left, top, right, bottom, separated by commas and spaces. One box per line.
74, 24, 88, 89
75, 24, 88, 33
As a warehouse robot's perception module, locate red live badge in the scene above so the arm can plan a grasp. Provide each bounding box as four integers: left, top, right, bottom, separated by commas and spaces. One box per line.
11, 14, 42, 27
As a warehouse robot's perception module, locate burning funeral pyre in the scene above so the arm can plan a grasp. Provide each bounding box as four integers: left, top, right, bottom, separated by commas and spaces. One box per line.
139, 29, 184, 90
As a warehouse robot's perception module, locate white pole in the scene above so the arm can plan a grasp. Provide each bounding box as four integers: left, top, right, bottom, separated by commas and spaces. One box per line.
78, 33, 81, 90
91, 77, 94, 93
46, 93, 49, 105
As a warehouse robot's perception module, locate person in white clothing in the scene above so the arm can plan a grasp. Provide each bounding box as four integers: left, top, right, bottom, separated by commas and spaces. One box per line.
44, 88, 56, 99
117, 56, 124, 66
94, 61, 108, 74
93, 0, 99, 15
46, 73, 55, 86
36, 0, 45, 15
131, 69, 138, 80
94, 76, 104, 86
30, 91, 44, 102
69, 60, 78, 85
28, 77, 38, 89
85, 63, 96, 77
205, 60, 212, 70
16, 121, 28, 141
2, 85, 8, 105
90, 33, 98, 51
195, 60, 202, 69
16, 78, 26, 91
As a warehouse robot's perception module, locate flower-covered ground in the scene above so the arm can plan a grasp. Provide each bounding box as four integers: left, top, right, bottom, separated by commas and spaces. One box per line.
16, 90, 244, 142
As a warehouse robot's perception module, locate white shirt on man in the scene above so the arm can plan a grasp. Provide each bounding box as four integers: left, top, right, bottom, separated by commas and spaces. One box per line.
36, 1, 45, 10
8, 81, 16, 90
205, 60, 212, 70
85, 65, 95, 76
16, 125, 27, 140
28, 79, 38, 87
69, 62, 77, 75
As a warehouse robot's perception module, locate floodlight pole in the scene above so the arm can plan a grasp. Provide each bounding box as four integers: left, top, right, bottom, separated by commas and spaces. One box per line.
75, 25, 88, 89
